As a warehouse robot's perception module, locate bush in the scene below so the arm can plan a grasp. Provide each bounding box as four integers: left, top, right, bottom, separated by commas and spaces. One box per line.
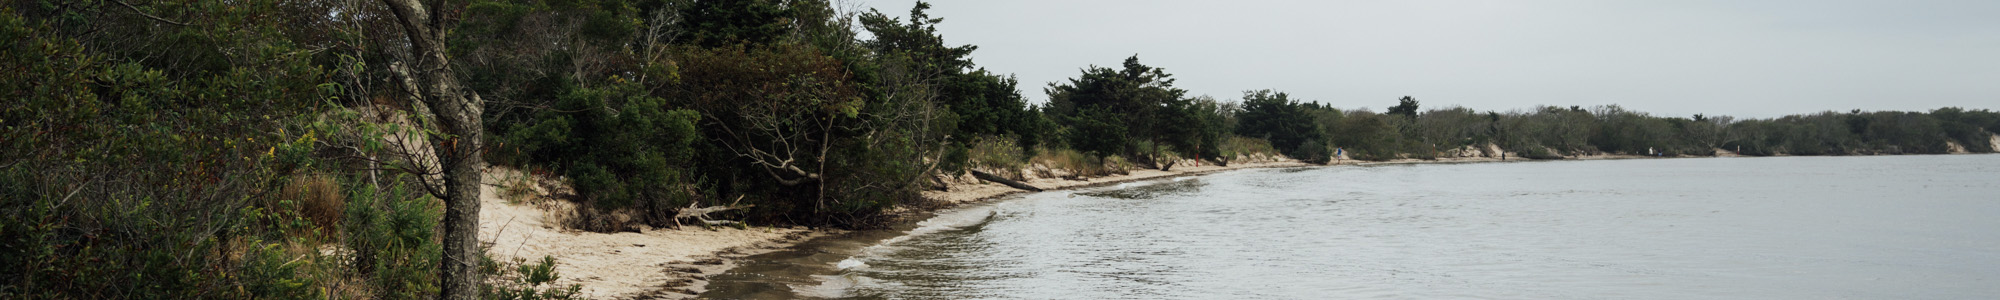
968, 135, 1027, 178
1218, 136, 1279, 163
484, 256, 582, 300
343, 177, 443, 299
1033, 148, 1123, 177
1289, 138, 1329, 164
491, 83, 703, 231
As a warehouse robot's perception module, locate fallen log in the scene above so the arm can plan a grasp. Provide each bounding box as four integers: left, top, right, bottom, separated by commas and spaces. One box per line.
676, 195, 754, 228
970, 170, 1042, 192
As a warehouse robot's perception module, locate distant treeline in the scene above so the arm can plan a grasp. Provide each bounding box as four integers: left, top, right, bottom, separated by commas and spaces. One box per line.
1227, 92, 2000, 161
4, 1, 1996, 298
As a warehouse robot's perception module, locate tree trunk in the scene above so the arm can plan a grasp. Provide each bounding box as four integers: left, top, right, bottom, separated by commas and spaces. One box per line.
971, 170, 1041, 192
378, 0, 484, 299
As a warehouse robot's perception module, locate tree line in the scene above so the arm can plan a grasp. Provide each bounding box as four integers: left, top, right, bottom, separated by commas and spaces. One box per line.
1230, 92, 2000, 161
4, 0, 1996, 299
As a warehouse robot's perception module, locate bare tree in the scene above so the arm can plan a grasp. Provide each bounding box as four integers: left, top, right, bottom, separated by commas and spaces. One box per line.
375, 0, 486, 299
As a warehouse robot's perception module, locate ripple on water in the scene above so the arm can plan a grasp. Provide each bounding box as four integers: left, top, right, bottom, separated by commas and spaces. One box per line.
703, 155, 2000, 299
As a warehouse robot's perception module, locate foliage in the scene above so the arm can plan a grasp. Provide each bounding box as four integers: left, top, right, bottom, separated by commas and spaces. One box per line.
969, 135, 1028, 174
858, 1, 1044, 153
1329, 111, 1402, 161
684, 0, 795, 47
1234, 90, 1326, 162
0, 4, 333, 298
1386, 96, 1421, 119
1045, 55, 1192, 166
343, 177, 442, 299
492, 83, 704, 229
483, 256, 582, 300
1220, 136, 1280, 161
1033, 148, 1126, 177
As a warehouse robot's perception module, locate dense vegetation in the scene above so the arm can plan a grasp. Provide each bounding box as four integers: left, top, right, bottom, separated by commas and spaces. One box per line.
1236, 96, 2000, 161
3, 0, 1996, 299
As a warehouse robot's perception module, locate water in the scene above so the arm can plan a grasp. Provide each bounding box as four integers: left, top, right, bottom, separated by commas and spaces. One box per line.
703, 155, 2000, 299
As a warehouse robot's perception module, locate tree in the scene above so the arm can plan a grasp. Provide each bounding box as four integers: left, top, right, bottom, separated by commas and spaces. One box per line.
860, 2, 1040, 162
1045, 55, 1188, 166
683, 0, 795, 47
1332, 111, 1399, 161
1234, 89, 1324, 161
376, 0, 486, 298
1387, 95, 1420, 118
666, 43, 863, 215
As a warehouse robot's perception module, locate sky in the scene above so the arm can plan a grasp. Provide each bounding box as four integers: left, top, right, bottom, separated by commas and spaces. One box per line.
843, 0, 2000, 118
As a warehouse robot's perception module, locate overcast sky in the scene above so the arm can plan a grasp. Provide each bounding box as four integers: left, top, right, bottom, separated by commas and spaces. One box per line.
845, 0, 1999, 118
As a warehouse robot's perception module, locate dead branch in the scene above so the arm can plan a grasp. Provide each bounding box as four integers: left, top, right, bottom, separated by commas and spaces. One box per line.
675, 195, 755, 228
971, 170, 1041, 192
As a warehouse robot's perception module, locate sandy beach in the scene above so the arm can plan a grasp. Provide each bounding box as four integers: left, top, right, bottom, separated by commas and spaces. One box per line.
476, 169, 825, 299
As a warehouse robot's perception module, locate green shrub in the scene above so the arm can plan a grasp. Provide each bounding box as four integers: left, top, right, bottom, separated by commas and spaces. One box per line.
483, 256, 582, 300
490, 83, 703, 230
343, 177, 442, 299
1289, 138, 1329, 164
969, 135, 1028, 175
1219, 136, 1279, 162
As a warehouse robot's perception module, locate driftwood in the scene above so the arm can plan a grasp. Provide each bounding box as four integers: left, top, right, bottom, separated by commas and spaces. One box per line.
676, 196, 755, 228
1158, 160, 1177, 172
970, 170, 1042, 192
929, 174, 950, 191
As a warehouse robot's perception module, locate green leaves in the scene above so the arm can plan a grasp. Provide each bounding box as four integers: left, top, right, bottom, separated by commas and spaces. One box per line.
1046, 55, 1191, 160
491, 82, 702, 221
1236, 89, 1324, 161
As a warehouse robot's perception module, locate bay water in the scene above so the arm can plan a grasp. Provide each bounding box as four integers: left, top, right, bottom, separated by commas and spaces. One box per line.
704, 155, 2000, 299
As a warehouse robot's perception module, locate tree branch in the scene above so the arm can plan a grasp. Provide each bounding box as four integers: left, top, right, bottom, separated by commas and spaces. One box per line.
113, 0, 190, 27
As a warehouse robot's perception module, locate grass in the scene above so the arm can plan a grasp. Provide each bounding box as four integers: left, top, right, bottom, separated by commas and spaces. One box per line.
1221, 136, 1280, 162
968, 136, 1027, 178
1031, 148, 1130, 178
279, 174, 344, 240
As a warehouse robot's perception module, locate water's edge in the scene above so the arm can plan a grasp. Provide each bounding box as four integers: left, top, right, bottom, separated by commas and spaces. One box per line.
696, 156, 1580, 298
698, 154, 2000, 299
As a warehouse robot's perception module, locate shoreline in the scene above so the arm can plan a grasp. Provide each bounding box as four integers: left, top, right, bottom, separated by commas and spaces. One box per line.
484, 151, 1994, 299
476, 169, 838, 299
914, 158, 1313, 211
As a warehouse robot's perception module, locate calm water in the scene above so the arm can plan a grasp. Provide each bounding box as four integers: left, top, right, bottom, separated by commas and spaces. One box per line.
704, 155, 2000, 299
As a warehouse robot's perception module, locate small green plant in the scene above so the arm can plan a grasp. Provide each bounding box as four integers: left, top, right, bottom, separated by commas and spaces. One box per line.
500, 172, 539, 205
485, 256, 582, 300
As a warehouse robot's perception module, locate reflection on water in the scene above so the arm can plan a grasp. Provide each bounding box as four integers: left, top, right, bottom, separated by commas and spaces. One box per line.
704, 155, 2000, 299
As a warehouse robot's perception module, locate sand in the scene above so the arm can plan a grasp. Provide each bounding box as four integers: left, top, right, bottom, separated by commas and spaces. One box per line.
476, 168, 822, 299
921, 156, 1310, 207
